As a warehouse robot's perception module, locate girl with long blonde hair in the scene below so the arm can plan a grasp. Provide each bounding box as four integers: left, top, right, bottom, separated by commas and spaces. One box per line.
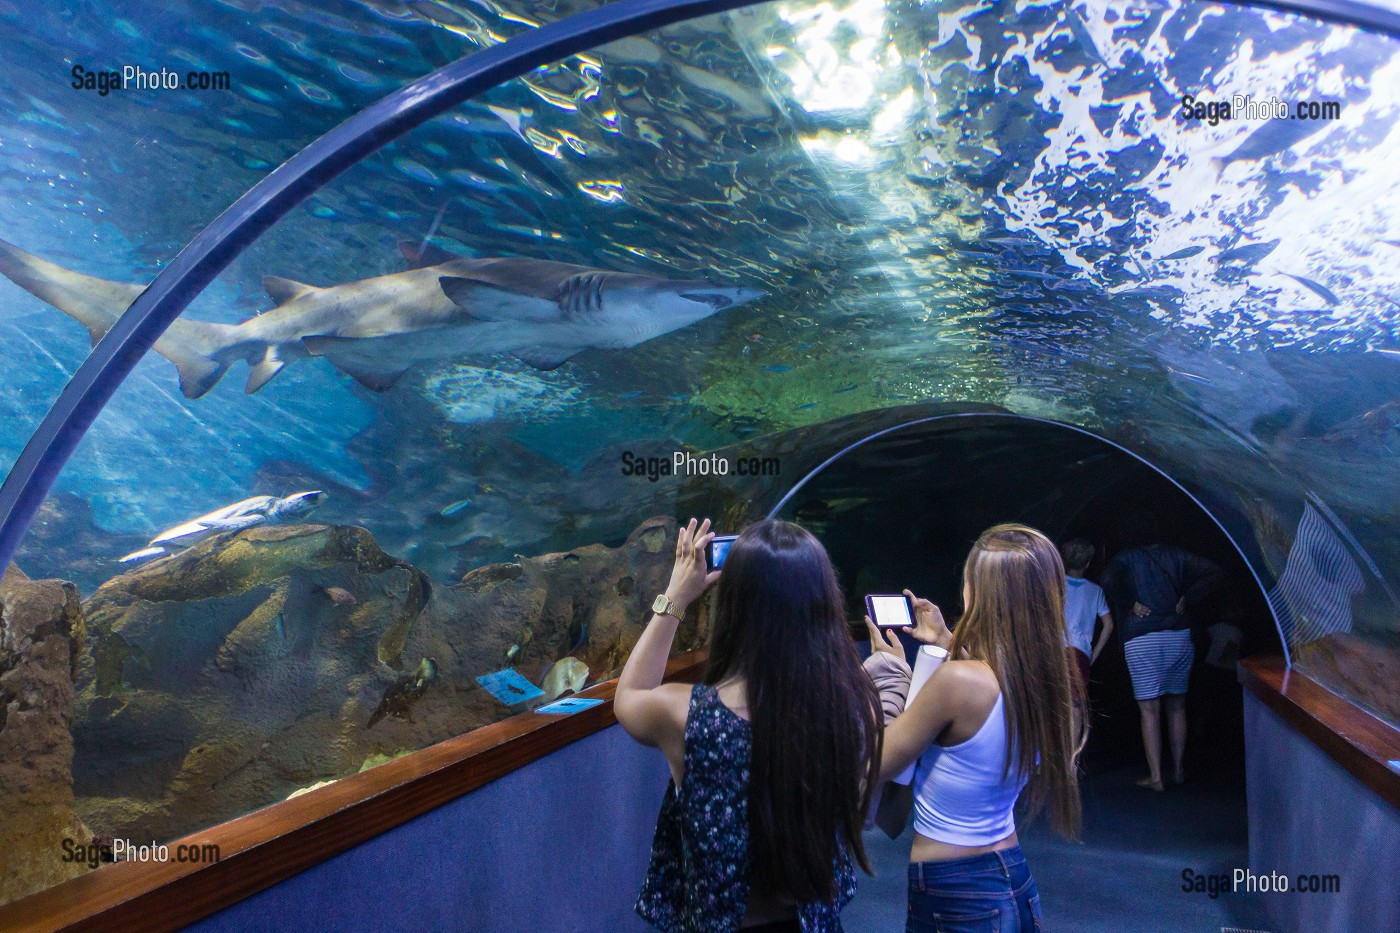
867, 523, 1082, 932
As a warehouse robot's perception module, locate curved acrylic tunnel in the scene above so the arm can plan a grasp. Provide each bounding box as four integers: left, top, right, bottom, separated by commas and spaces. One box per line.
0, 0, 1397, 913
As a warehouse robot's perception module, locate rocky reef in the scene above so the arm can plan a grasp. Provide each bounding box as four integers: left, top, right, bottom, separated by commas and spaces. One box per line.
68, 517, 700, 843
0, 565, 93, 907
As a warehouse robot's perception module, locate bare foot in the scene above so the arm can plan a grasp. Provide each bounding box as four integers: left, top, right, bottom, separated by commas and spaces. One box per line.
1136, 776, 1165, 792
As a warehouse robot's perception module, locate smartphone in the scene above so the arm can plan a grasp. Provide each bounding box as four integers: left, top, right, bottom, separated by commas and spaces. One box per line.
707, 534, 738, 571
866, 593, 915, 629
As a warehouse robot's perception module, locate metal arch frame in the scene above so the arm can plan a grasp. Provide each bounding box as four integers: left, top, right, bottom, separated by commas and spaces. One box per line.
0, 0, 1397, 575
766, 411, 1294, 665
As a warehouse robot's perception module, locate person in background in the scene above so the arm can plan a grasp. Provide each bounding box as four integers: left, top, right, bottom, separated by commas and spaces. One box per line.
1059, 539, 1114, 738
616, 518, 882, 932
1101, 544, 1222, 791
866, 524, 1082, 933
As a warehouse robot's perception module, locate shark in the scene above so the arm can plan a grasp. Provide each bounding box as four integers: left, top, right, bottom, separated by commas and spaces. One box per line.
0, 239, 765, 398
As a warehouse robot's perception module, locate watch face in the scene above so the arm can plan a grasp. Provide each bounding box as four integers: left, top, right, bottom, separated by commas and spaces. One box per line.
652, 594, 670, 613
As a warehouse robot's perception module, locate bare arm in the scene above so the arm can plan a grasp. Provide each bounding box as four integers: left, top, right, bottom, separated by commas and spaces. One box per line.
878, 661, 989, 782
615, 518, 719, 749
1090, 612, 1114, 664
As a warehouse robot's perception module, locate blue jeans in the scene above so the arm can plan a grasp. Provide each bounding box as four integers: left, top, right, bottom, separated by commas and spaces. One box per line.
906, 846, 1043, 933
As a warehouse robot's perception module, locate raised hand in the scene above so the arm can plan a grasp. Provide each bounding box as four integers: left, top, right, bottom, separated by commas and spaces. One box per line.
864, 615, 907, 664
903, 589, 953, 649
663, 518, 721, 615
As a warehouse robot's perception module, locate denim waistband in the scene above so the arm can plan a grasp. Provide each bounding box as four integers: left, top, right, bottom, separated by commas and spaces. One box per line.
909, 845, 1027, 887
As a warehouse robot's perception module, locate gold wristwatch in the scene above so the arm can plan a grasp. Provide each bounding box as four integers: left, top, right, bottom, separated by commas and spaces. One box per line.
651, 593, 684, 622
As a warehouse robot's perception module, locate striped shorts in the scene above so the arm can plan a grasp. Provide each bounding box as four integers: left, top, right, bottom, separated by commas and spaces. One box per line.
1124, 629, 1194, 700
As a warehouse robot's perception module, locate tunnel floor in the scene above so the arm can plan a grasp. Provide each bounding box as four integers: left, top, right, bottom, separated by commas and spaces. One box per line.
846, 758, 1271, 933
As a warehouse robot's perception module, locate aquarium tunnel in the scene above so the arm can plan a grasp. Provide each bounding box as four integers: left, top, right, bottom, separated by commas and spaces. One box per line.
0, 0, 1397, 931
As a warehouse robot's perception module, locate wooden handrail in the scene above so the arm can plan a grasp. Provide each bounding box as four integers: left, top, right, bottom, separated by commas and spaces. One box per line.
0, 652, 708, 933
1239, 655, 1400, 810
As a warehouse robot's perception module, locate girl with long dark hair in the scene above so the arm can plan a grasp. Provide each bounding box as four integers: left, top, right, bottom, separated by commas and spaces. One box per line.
867, 523, 1083, 933
617, 518, 882, 932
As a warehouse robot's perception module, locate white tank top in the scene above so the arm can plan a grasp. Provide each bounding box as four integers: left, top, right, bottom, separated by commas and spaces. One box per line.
911, 693, 1028, 846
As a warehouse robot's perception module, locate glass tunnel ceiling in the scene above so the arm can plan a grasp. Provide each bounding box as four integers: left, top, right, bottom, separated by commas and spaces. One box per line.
0, 0, 1397, 724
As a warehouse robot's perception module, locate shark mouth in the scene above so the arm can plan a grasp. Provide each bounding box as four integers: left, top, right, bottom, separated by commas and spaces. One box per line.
679, 292, 734, 309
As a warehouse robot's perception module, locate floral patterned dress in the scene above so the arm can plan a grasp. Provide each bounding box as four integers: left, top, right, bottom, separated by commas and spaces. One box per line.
636, 684, 856, 932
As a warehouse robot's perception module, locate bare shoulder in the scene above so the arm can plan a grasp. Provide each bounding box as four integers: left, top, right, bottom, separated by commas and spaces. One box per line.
651, 682, 695, 723
934, 659, 1001, 705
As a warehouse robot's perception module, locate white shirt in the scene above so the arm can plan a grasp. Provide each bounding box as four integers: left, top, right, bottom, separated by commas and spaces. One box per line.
1064, 576, 1109, 657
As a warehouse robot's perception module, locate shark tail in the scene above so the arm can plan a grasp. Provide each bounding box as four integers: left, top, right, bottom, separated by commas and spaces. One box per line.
0, 237, 244, 399
0, 237, 137, 345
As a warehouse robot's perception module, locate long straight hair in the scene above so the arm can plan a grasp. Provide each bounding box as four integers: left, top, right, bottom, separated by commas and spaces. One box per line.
950, 523, 1083, 839
704, 519, 882, 902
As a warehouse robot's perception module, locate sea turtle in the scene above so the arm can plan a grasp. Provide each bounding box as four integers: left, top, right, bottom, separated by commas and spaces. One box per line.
117, 490, 326, 563
367, 658, 438, 728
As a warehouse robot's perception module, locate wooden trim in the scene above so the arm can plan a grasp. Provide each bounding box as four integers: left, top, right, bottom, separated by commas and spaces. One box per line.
0, 652, 707, 933
1240, 655, 1400, 810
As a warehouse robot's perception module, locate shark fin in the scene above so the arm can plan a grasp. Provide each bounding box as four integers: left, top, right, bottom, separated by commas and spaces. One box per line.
245, 347, 287, 393
513, 346, 578, 370
439, 276, 558, 322
263, 275, 319, 305
398, 240, 461, 269
301, 336, 408, 391
168, 351, 229, 400
341, 365, 408, 391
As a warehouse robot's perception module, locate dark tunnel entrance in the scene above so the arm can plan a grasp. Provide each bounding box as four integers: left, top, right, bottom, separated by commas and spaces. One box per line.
766, 413, 1282, 777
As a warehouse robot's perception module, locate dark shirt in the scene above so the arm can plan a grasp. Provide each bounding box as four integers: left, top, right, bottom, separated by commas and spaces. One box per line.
1101, 545, 1222, 641
636, 684, 856, 933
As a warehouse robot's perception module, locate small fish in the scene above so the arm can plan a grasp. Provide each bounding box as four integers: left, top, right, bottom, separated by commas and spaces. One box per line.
1279, 273, 1340, 306
318, 585, 357, 606
1166, 366, 1213, 386
1216, 240, 1279, 264
764, 365, 793, 373
617, 390, 643, 400
834, 383, 859, 394
1158, 246, 1205, 261
438, 499, 473, 517
796, 402, 818, 411
1066, 8, 1108, 70
367, 657, 438, 728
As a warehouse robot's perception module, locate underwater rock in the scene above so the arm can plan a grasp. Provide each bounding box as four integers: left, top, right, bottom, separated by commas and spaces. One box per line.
69, 517, 702, 844
393, 515, 707, 739
0, 565, 95, 907
72, 523, 431, 842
